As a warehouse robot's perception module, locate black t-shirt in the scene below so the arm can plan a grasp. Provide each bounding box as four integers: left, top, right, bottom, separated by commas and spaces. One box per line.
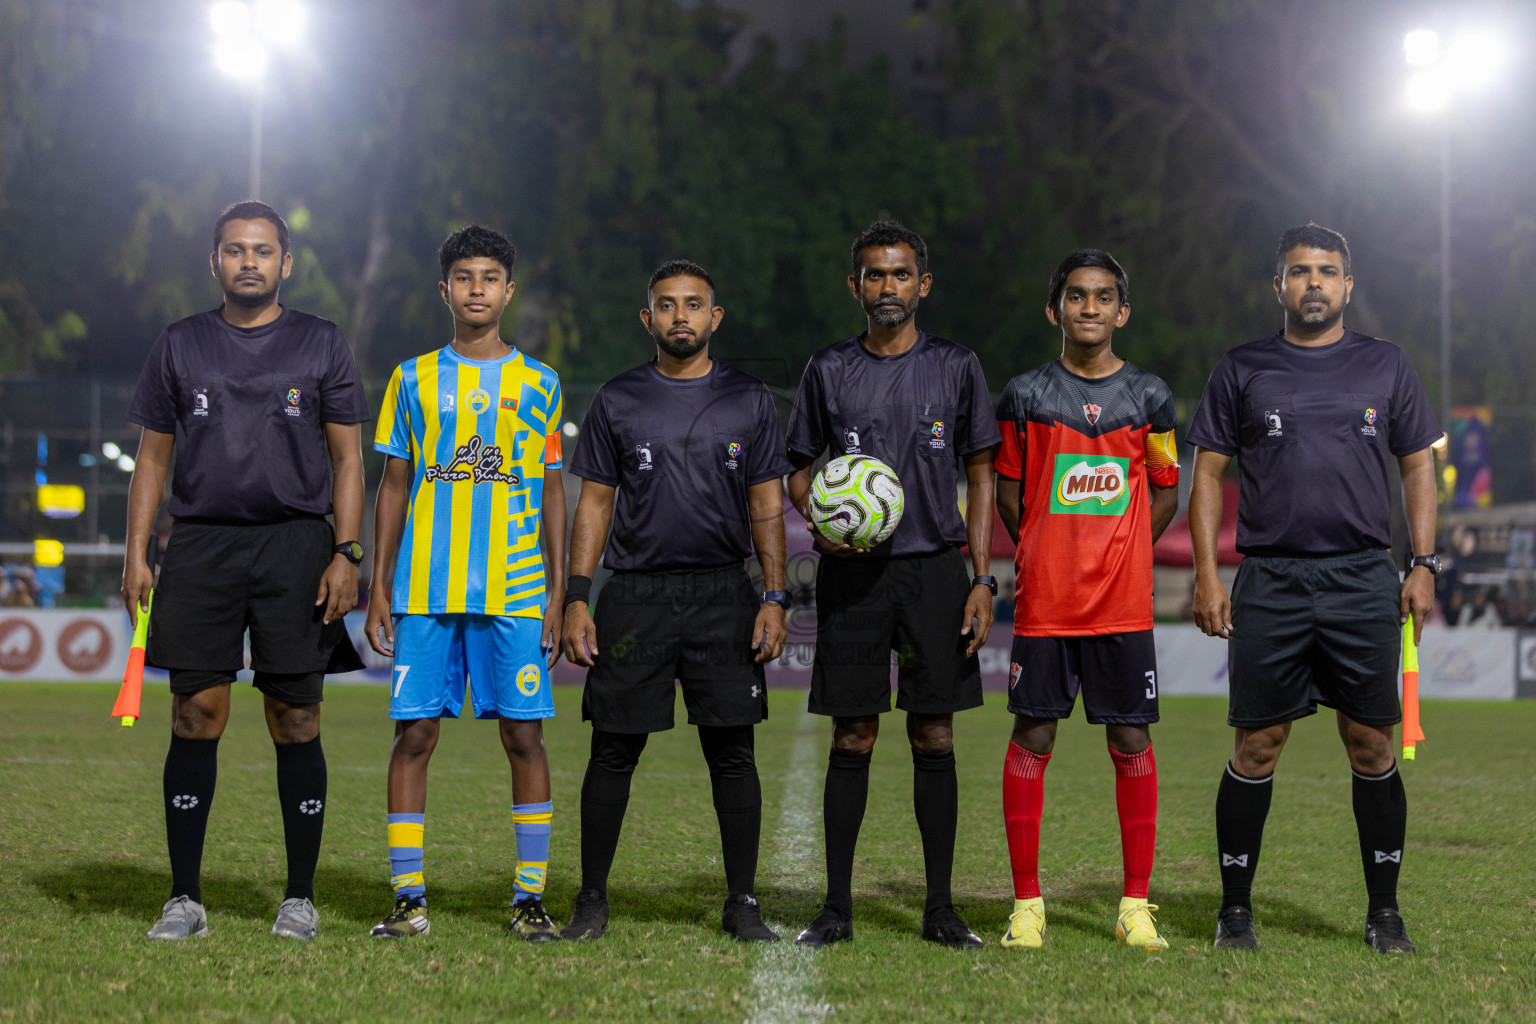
569, 360, 792, 572
1185, 330, 1440, 556
786, 332, 1001, 557
127, 307, 371, 524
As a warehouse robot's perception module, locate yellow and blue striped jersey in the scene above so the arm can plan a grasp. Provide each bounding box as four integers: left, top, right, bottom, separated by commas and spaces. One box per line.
375, 345, 563, 617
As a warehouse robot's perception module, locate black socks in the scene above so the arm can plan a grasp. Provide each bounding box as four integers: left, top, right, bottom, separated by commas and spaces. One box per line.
163, 734, 220, 903
822, 748, 871, 916
274, 736, 327, 901
579, 730, 647, 898
912, 749, 958, 911
1215, 761, 1273, 910
1352, 762, 1407, 913
699, 726, 762, 899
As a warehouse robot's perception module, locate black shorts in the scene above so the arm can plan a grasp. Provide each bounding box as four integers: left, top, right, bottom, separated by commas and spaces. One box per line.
809, 548, 983, 718
1007, 630, 1159, 725
148, 518, 353, 705
581, 564, 768, 734
1227, 549, 1402, 729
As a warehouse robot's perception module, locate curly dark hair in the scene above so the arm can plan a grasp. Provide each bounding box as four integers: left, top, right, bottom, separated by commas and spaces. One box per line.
850, 219, 929, 277
438, 224, 517, 281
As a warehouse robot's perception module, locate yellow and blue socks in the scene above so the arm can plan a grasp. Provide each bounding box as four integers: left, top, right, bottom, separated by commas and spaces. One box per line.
512, 801, 552, 904
387, 813, 426, 902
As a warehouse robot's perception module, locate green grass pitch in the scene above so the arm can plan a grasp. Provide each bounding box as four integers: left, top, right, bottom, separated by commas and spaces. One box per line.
1, 683, 1532, 1023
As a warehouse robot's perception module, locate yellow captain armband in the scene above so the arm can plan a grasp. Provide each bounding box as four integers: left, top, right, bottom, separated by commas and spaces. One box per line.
1144, 429, 1179, 470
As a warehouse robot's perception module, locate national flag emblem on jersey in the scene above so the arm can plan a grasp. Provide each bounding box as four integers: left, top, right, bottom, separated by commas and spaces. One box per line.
1083, 403, 1101, 424
501, 396, 517, 411
1050, 454, 1131, 515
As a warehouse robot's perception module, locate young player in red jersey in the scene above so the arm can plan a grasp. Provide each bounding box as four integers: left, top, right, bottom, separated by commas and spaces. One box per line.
993, 250, 1180, 951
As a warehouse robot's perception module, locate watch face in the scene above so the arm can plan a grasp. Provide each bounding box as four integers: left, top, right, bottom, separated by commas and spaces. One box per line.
339, 542, 363, 562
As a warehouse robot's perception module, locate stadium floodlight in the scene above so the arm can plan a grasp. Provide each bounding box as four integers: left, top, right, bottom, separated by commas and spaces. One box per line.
210, 0, 303, 198
210, 0, 251, 38
1403, 28, 1440, 67
117, 454, 136, 472
562, 422, 579, 438
101, 441, 121, 459
214, 34, 268, 80
1406, 70, 1450, 113
253, 0, 305, 48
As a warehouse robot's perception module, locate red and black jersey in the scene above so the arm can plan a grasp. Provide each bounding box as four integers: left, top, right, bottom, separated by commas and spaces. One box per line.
995, 360, 1179, 636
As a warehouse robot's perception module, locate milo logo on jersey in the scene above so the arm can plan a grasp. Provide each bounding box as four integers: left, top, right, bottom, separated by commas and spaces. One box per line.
1050, 454, 1131, 516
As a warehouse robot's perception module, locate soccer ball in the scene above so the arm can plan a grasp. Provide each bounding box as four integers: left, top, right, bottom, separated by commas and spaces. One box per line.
809, 455, 904, 549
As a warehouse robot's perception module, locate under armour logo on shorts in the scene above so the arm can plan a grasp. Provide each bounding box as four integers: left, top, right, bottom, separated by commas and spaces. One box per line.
1221, 853, 1249, 867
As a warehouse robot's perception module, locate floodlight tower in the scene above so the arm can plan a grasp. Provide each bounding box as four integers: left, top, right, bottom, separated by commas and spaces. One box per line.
1403, 26, 1506, 434
210, 0, 305, 199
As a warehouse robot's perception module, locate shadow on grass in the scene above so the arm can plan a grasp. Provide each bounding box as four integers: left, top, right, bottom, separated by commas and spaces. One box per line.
29, 861, 268, 920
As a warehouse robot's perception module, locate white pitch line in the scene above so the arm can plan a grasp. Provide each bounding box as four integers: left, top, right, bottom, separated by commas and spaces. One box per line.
744, 708, 832, 1024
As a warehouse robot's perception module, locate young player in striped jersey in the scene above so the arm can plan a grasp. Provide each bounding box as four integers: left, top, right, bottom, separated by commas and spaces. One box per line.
364, 225, 567, 941
993, 249, 1180, 951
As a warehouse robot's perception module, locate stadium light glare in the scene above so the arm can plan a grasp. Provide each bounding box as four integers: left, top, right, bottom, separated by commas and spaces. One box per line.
1403, 29, 1440, 67
253, 0, 304, 48
1444, 31, 1505, 92
1431, 433, 1449, 450
215, 36, 268, 80
210, 0, 251, 38
101, 441, 121, 459
116, 454, 136, 472
562, 422, 579, 438
1407, 70, 1450, 112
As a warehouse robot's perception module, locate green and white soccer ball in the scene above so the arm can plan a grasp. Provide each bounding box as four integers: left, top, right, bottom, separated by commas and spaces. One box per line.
809, 455, 905, 549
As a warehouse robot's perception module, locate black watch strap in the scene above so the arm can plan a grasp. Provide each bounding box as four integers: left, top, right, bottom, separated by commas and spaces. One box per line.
334, 541, 364, 565
762, 589, 792, 610
972, 574, 998, 596
1405, 554, 1442, 576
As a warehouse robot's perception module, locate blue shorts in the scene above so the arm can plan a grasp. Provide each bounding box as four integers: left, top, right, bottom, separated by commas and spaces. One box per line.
389, 614, 554, 721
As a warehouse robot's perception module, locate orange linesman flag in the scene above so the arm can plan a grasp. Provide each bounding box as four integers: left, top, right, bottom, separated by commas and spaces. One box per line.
110, 593, 152, 728
1401, 618, 1425, 760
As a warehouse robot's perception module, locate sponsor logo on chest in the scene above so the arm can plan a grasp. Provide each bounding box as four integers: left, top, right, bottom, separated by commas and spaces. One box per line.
284, 387, 302, 418
725, 441, 742, 470
1049, 454, 1131, 516
1361, 407, 1378, 437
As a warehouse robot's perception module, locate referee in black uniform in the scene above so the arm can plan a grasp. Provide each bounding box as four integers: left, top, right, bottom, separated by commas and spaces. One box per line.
122, 201, 370, 942
560, 260, 790, 942
787, 220, 1001, 948
1187, 223, 1440, 953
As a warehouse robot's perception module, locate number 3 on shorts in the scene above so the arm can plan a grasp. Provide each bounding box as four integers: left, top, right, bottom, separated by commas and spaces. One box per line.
393, 665, 410, 698
1144, 670, 1157, 699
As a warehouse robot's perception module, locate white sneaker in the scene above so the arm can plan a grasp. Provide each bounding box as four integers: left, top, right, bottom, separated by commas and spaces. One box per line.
147, 895, 208, 940
272, 896, 319, 940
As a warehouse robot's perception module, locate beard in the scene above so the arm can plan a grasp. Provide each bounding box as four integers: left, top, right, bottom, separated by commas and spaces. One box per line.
1293, 290, 1342, 327
867, 295, 917, 328
224, 278, 280, 308
655, 325, 711, 359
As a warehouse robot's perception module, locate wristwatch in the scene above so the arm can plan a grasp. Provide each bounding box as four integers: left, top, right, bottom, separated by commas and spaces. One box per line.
762, 590, 792, 610
334, 540, 364, 565
1405, 554, 1442, 576
972, 575, 998, 596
